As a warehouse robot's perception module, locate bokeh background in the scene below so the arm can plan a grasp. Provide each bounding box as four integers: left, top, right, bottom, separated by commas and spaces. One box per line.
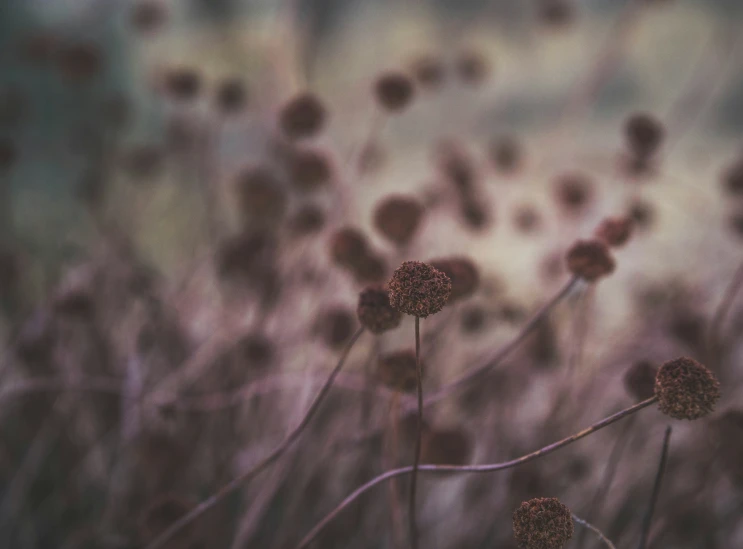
1, 0, 743, 547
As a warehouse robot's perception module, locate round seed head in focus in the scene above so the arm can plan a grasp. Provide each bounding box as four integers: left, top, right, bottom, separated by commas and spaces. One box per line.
279, 92, 327, 140
624, 360, 658, 401
388, 261, 451, 318
655, 357, 720, 420
357, 285, 402, 334
373, 195, 425, 246
513, 497, 574, 549
565, 239, 615, 282
594, 216, 633, 248
374, 72, 415, 112
428, 257, 479, 301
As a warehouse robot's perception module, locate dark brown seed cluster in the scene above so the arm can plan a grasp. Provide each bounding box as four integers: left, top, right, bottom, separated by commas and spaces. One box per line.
377, 349, 421, 393
388, 261, 451, 318
279, 92, 327, 140
428, 257, 479, 301
373, 195, 424, 246
317, 307, 357, 350
329, 228, 387, 283
722, 157, 743, 196
163, 67, 202, 101
565, 239, 615, 282
214, 77, 248, 114
374, 72, 415, 112
513, 497, 574, 549
421, 428, 472, 466
288, 147, 333, 192
554, 172, 593, 216
235, 166, 287, 226
624, 360, 658, 401
594, 216, 632, 248
357, 285, 402, 334
655, 357, 721, 420
625, 113, 664, 158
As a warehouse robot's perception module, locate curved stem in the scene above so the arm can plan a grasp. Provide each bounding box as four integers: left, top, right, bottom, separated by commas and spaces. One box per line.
144, 328, 365, 549
296, 397, 657, 549
408, 316, 422, 549
573, 514, 617, 549
637, 426, 672, 549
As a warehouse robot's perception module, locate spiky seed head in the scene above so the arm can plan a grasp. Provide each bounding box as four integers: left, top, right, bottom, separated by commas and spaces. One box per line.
625, 113, 664, 158
655, 357, 720, 420
357, 285, 402, 334
624, 360, 658, 401
388, 261, 451, 318
428, 257, 479, 301
279, 92, 327, 140
374, 72, 415, 112
377, 350, 421, 393
373, 195, 424, 246
594, 216, 633, 248
513, 497, 574, 549
565, 239, 615, 282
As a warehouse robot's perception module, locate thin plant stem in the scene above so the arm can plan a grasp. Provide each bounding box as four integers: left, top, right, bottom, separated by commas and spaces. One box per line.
296, 397, 657, 549
637, 426, 672, 549
573, 514, 617, 549
143, 328, 365, 549
409, 316, 422, 549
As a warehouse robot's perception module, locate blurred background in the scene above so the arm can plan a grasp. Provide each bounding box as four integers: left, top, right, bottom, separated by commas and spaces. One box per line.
1, 0, 743, 547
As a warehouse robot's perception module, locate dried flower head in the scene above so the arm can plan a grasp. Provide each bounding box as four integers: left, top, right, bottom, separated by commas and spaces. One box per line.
554, 172, 593, 216
627, 198, 655, 231
388, 261, 451, 317
357, 285, 402, 334
461, 197, 490, 230
329, 228, 370, 269
455, 49, 490, 85
436, 141, 476, 192
131, 1, 167, 33
279, 92, 327, 140
374, 72, 415, 112
235, 166, 287, 226
421, 428, 472, 465
352, 253, 388, 285
460, 305, 487, 334
594, 216, 633, 248
162, 67, 202, 101
18, 31, 58, 66
373, 195, 425, 246
214, 76, 248, 114
565, 239, 615, 282
490, 135, 522, 174
288, 147, 333, 192
513, 497, 574, 549
624, 360, 658, 401
411, 55, 445, 90
378, 349, 421, 393
428, 257, 479, 301
316, 307, 357, 350
216, 231, 275, 283
655, 357, 720, 420
625, 112, 664, 158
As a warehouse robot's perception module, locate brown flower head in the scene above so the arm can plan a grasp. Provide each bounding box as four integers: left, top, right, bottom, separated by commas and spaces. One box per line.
421, 428, 472, 465
216, 231, 275, 283
378, 349, 422, 393
594, 216, 633, 248
565, 239, 615, 282
490, 135, 522, 174
513, 497, 574, 549
214, 76, 248, 114
236, 332, 276, 369
554, 172, 593, 216
329, 228, 370, 269
455, 49, 490, 85
655, 357, 720, 420
352, 253, 388, 285
388, 261, 451, 317
460, 305, 487, 334
316, 307, 357, 350
428, 257, 479, 301
436, 140, 476, 193
461, 197, 490, 231
357, 285, 402, 334
411, 55, 445, 90
373, 195, 425, 246
625, 113, 664, 158
624, 360, 658, 401
162, 67, 202, 101
278, 92, 327, 140
374, 72, 415, 113
628, 198, 655, 231
288, 147, 333, 192
235, 166, 287, 226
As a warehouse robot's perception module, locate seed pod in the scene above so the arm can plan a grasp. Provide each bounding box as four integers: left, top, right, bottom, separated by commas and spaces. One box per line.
594, 217, 632, 248
316, 307, 357, 350
554, 172, 593, 216
56, 42, 102, 83
490, 136, 522, 174
388, 261, 451, 318
131, 1, 167, 33
234, 166, 287, 226
329, 228, 370, 269
513, 497, 574, 549
288, 147, 333, 193
278, 92, 327, 140
374, 72, 415, 113
289, 204, 325, 236
625, 113, 664, 158
565, 239, 615, 282
373, 195, 424, 246
357, 285, 402, 334
214, 76, 248, 114
655, 357, 720, 420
